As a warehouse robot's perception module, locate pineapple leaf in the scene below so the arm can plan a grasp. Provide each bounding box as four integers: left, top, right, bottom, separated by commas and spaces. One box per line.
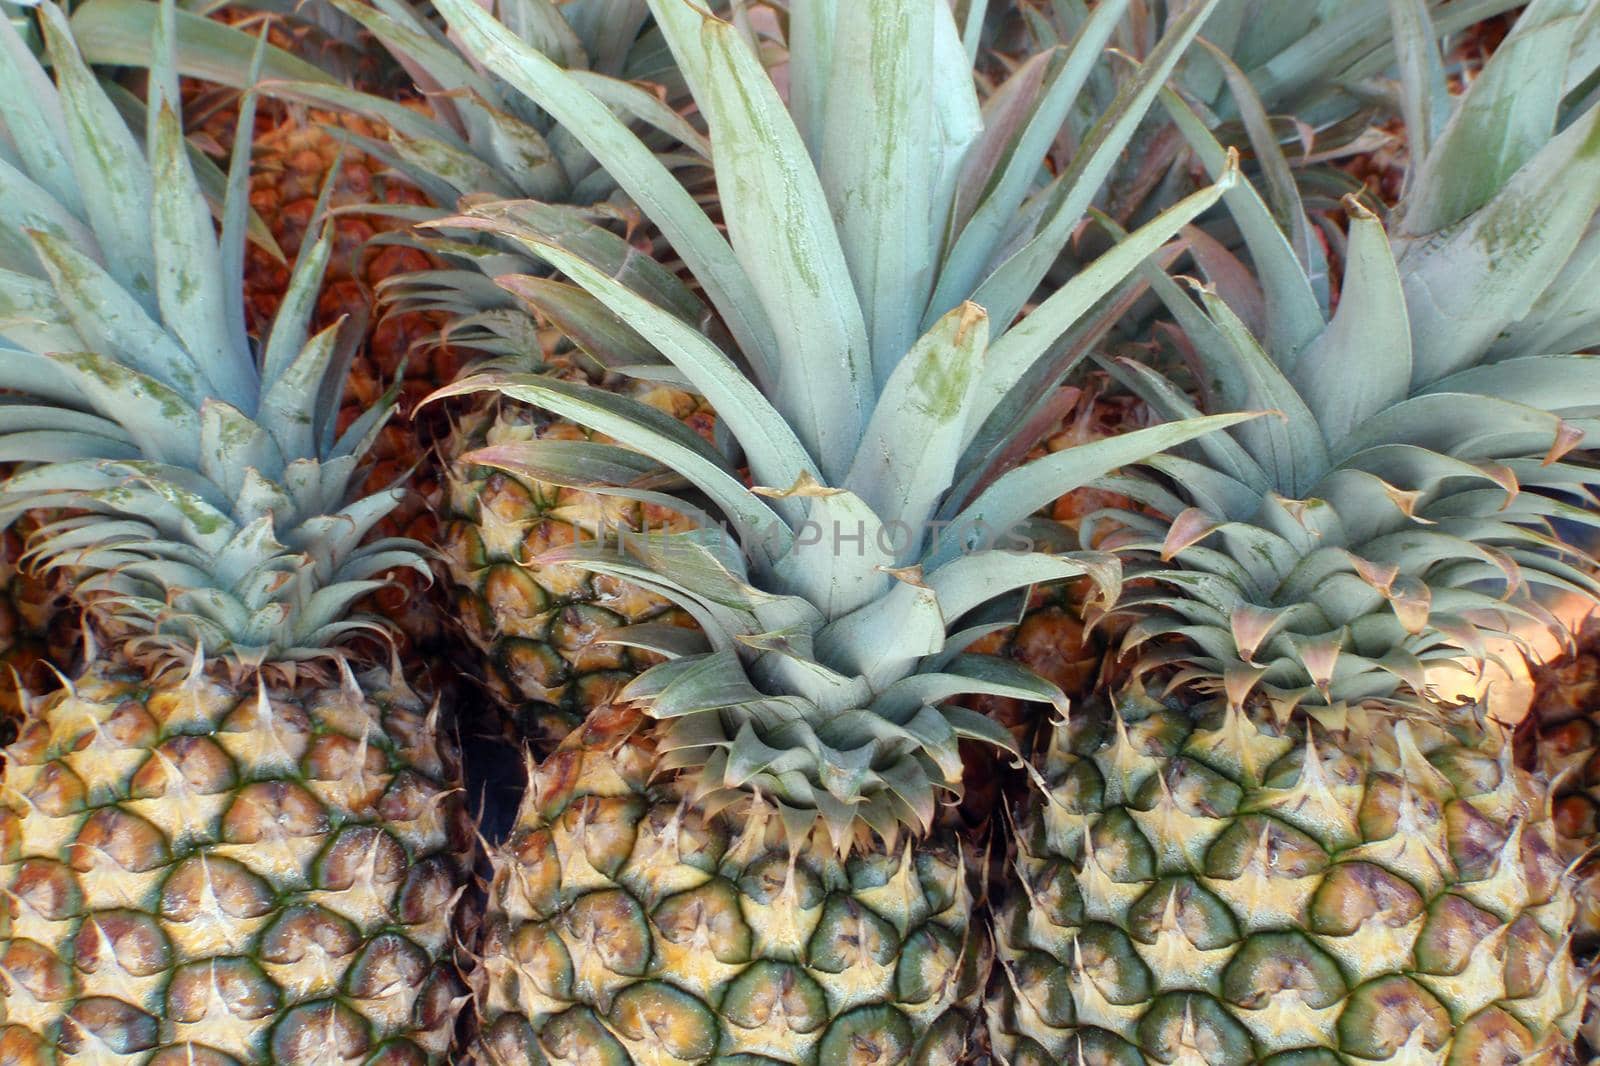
26, 228, 203, 401
872, 655, 1068, 719
1338, 394, 1569, 463
926, 3, 983, 243
258, 323, 341, 461
1396, 100, 1600, 384
649, 0, 872, 480
1189, 288, 1329, 497
970, 169, 1235, 444
845, 303, 988, 537
1421, 355, 1600, 417
495, 0, 587, 69
465, 438, 672, 489
150, 94, 252, 411
261, 222, 334, 387
0, 11, 81, 218
1290, 209, 1411, 449
1109, 357, 1270, 499
1403, 0, 1590, 233
432, 0, 781, 385
818, 0, 937, 384
465, 440, 717, 531
70, 0, 337, 87
1197, 38, 1320, 283
924, 550, 1105, 630
44, 352, 200, 468
210, 514, 287, 592
199, 400, 285, 498
329, 0, 495, 102
1491, 225, 1600, 356
220, 34, 270, 364
759, 479, 901, 619
494, 276, 668, 374
935, 0, 1128, 315
1159, 87, 1326, 358
967, 0, 1221, 332
385, 125, 522, 199
454, 199, 705, 325
0, 155, 102, 269
38, 0, 156, 302
566, 68, 710, 159
497, 234, 816, 493
431, 371, 787, 559
1387, 0, 1450, 175
938, 414, 1259, 568
786, 0, 836, 156
813, 578, 947, 691
0, 428, 140, 464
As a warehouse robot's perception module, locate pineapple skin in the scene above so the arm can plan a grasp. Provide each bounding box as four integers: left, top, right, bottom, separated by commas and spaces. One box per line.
1530, 624, 1600, 1058
470, 706, 988, 1065
992, 691, 1583, 1065
439, 388, 707, 751
0, 660, 467, 1063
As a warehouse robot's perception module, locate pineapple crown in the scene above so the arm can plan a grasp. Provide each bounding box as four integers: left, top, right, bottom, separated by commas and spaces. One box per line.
65, 0, 703, 362
1095, 0, 1600, 713
429, 0, 1248, 849
1029, 0, 1530, 321
1027, 0, 1529, 136
0, 0, 425, 667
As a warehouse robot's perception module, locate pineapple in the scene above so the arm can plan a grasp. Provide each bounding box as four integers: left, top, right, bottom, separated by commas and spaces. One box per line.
993, 4, 1600, 1060
249, 0, 721, 745
423, 0, 1247, 1059
0, 5, 466, 1060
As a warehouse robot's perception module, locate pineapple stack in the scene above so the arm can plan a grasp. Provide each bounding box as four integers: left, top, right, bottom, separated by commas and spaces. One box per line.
4, 0, 1600, 1063
253, 0, 721, 746
0, 5, 466, 1060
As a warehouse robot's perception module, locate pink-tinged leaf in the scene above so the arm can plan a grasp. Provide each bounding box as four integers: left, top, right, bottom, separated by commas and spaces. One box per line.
1224, 662, 1269, 711
1377, 649, 1428, 699
1432, 616, 1487, 661
1347, 554, 1399, 595
1185, 224, 1265, 341
1295, 632, 1342, 701
1230, 604, 1290, 664
1545, 420, 1585, 466
1481, 547, 1523, 599
1162, 507, 1219, 561
1378, 480, 1432, 524
1387, 576, 1431, 635
1477, 462, 1519, 507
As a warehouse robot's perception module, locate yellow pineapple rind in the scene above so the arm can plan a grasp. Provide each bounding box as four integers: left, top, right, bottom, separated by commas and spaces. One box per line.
441, 393, 705, 750
468, 706, 987, 1065
0, 657, 468, 1063
991, 687, 1585, 1065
